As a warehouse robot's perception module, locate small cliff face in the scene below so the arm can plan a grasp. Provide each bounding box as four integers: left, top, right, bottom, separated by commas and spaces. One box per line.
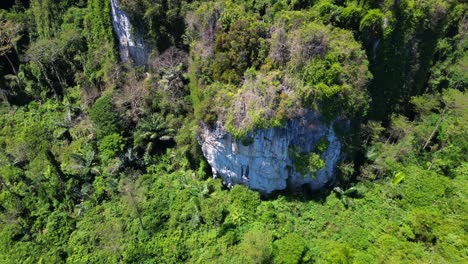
199, 112, 344, 194
110, 0, 148, 66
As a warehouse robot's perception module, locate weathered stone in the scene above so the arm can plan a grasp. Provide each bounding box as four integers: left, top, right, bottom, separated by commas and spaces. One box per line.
110, 0, 148, 66
198, 112, 344, 194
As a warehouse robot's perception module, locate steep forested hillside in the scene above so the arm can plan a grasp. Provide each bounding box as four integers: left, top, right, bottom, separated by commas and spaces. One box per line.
0, 0, 466, 263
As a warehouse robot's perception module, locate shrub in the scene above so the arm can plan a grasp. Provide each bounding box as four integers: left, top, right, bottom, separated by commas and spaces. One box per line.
359, 9, 384, 44
90, 94, 121, 138
289, 146, 325, 177
98, 133, 126, 163
274, 233, 306, 264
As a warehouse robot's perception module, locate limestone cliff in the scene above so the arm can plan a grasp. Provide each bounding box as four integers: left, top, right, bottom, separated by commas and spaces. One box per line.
199, 112, 344, 194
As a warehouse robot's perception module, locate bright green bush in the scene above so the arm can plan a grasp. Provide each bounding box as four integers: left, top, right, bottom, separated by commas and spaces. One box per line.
274, 233, 306, 264
90, 94, 121, 138
289, 146, 325, 177
98, 133, 126, 163
359, 9, 384, 43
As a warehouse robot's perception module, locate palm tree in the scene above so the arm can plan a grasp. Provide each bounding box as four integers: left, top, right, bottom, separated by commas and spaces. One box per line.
133, 113, 176, 157
333, 186, 366, 208
53, 101, 81, 143
69, 150, 100, 181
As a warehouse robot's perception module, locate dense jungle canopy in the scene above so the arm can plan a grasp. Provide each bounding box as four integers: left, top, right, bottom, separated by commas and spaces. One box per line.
0, 0, 466, 263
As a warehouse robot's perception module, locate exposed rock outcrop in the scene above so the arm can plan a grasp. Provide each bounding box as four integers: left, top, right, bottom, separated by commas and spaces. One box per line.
110, 0, 148, 66
199, 112, 344, 194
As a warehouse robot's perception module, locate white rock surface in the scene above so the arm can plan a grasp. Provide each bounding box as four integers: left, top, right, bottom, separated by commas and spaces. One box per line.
199, 112, 344, 194
110, 0, 148, 66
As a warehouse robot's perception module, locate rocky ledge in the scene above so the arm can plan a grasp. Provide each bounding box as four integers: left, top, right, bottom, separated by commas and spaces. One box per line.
198, 112, 344, 194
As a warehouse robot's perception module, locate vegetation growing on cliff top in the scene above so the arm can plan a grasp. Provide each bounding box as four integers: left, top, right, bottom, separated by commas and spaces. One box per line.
0, 0, 466, 263
188, 3, 371, 134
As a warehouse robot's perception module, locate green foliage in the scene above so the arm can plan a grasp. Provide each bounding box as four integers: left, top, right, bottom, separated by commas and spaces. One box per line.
362, 89, 467, 180
428, 5, 467, 93
240, 136, 254, 146
30, 0, 70, 39
0, 0, 466, 263
291, 22, 371, 120
82, 0, 117, 85
363, 0, 463, 121
192, 11, 370, 135
392, 171, 405, 184
22, 32, 85, 99
338, 3, 364, 30
89, 94, 120, 138
212, 17, 269, 84
359, 9, 384, 44
227, 185, 261, 224
224, 71, 296, 137
274, 233, 306, 264
98, 133, 126, 163
133, 113, 176, 157
237, 226, 273, 263
119, 0, 188, 51
289, 146, 325, 177
288, 136, 329, 178
316, 136, 330, 153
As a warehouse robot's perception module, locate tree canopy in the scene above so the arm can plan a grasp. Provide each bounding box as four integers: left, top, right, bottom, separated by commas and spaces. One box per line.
0, 0, 466, 263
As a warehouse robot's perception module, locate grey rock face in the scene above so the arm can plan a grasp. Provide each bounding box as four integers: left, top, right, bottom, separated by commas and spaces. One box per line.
110, 0, 148, 66
199, 112, 344, 194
